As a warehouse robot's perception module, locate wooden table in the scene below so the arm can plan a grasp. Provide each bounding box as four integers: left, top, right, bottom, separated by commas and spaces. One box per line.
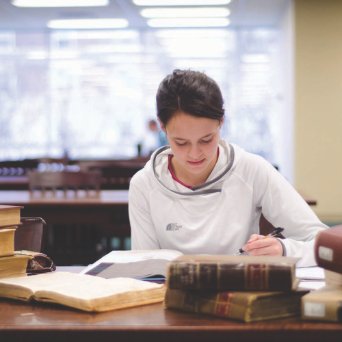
0, 291, 341, 342
0, 267, 340, 342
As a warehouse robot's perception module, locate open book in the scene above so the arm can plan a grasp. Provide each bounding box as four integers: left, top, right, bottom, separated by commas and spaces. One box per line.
80, 249, 183, 280
0, 272, 165, 312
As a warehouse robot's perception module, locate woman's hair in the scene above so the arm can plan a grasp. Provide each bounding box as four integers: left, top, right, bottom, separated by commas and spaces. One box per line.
156, 69, 225, 127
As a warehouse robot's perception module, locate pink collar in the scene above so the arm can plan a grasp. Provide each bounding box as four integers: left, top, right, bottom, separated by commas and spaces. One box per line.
167, 148, 220, 189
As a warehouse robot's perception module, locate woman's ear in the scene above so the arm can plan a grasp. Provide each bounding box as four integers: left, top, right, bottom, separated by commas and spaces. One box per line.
157, 118, 167, 134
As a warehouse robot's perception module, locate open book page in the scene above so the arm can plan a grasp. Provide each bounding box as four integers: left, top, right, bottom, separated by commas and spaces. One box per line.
36, 274, 165, 312
81, 249, 183, 278
0, 272, 76, 301
0, 272, 165, 312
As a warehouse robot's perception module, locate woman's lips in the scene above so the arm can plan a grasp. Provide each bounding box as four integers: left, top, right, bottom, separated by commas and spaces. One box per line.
188, 159, 205, 166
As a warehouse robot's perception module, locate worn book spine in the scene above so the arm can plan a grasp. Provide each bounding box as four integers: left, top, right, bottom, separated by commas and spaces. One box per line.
302, 291, 342, 322
0, 228, 16, 257
324, 270, 342, 287
166, 262, 295, 290
314, 226, 342, 274
0, 205, 22, 228
164, 288, 252, 322
164, 288, 303, 323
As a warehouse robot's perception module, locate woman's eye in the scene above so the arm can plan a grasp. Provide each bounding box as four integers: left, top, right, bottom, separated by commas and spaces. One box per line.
175, 142, 187, 146
202, 138, 213, 144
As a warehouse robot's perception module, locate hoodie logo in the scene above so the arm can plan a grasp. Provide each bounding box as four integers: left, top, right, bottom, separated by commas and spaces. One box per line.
166, 223, 182, 231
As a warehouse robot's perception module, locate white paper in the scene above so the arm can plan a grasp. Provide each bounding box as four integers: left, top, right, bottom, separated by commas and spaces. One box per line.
298, 280, 326, 290
296, 266, 325, 280
80, 249, 182, 275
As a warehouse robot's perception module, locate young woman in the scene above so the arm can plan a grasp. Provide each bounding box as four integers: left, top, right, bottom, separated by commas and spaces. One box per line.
129, 69, 327, 267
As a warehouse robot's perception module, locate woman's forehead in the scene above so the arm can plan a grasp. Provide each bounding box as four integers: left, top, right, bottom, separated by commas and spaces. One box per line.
166, 112, 220, 138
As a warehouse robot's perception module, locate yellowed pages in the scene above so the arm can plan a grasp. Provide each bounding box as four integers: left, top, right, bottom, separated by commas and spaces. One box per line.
0, 272, 165, 312
0, 229, 16, 257
0, 206, 21, 227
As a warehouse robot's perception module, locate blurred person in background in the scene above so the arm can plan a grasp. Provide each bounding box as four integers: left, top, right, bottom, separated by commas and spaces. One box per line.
141, 119, 168, 156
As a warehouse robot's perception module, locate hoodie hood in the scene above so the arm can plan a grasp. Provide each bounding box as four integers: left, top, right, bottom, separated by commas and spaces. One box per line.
144, 139, 243, 196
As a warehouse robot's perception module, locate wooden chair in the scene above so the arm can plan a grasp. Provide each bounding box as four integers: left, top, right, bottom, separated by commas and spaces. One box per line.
29, 170, 102, 198
14, 217, 46, 252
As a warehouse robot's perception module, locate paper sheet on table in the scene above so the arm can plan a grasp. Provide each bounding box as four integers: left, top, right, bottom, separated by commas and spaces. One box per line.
298, 280, 326, 290
296, 266, 325, 280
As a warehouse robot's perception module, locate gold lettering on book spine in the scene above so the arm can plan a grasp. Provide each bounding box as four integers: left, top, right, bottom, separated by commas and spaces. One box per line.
214, 292, 235, 317
196, 262, 200, 290
245, 264, 269, 290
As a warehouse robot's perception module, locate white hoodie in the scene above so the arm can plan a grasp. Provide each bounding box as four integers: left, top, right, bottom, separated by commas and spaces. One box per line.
129, 139, 327, 267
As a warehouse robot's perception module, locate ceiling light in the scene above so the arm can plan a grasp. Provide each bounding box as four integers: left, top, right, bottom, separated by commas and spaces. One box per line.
134, 0, 230, 6
12, 0, 108, 7
47, 19, 129, 29
155, 29, 229, 38
147, 18, 230, 28
141, 7, 230, 18
73, 31, 139, 39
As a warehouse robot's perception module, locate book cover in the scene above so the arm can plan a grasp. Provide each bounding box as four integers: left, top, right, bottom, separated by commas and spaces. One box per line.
0, 228, 16, 257
164, 287, 308, 323
314, 225, 342, 274
0, 205, 22, 228
0, 272, 165, 312
324, 269, 342, 287
0, 255, 30, 278
166, 255, 300, 291
302, 285, 342, 322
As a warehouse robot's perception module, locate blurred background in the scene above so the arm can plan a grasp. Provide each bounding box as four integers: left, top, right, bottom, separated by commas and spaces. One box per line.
0, 0, 342, 227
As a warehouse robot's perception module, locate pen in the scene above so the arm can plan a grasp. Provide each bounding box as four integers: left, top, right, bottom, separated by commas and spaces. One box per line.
234, 227, 285, 255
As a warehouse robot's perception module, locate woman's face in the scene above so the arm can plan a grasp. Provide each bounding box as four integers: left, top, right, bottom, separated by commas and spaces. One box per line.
160, 111, 223, 178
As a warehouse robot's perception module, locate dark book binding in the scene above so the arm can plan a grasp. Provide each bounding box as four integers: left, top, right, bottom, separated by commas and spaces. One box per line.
164, 288, 308, 323
302, 286, 342, 322
314, 225, 342, 274
166, 255, 299, 291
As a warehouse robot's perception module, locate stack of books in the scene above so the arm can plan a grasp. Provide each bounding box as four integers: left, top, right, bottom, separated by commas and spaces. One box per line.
302, 225, 342, 322
0, 205, 30, 278
164, 255, 308, 323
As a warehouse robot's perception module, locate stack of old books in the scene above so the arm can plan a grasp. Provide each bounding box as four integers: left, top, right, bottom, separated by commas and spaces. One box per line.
0, 205, 30, 278
164, 255, 308, 323
302, 225, 342, 322
0, 210, 166, 311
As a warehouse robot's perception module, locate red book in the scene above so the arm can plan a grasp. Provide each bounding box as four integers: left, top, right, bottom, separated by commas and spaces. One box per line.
166, 255, 300, 291
315, 225, 342, 274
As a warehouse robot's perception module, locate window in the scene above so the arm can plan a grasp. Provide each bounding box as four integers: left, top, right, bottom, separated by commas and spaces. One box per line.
0, 28, 278, 164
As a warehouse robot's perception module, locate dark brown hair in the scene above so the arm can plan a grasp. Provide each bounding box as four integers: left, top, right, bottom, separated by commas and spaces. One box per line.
156, 69, 225, 126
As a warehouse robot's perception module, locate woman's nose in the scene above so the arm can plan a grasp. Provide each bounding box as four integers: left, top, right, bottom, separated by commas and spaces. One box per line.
188, 144, 202, 160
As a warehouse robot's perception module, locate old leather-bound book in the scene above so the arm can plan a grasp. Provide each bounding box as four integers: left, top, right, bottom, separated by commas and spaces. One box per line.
0, 228, 16, 257
166, 255, 300, 291
164, 287, 308, 323
0, 254, 30, 278
0, 272, 165, 312
0, 205, 22, 228
314, 225, 342, 274
302, 285, 342, 322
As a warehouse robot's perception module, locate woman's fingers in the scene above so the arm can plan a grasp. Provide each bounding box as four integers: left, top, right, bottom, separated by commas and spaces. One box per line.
247, 234, 264, 243
242, 237, 283, 256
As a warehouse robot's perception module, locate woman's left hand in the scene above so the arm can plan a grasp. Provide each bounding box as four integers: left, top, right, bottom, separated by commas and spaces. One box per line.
241, 234, 283, 256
